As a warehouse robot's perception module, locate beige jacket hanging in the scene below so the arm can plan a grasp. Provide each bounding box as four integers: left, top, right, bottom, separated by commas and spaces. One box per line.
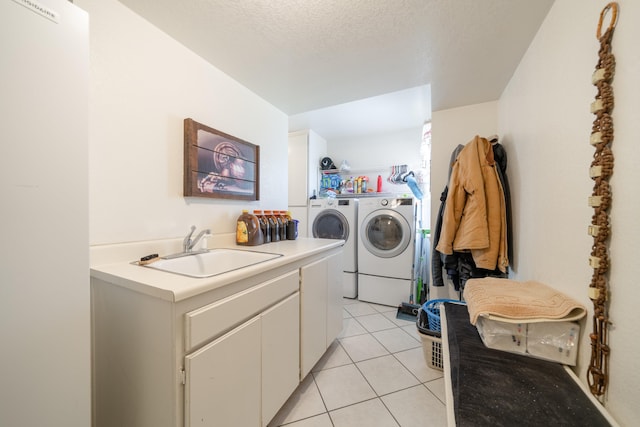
435, 135, 508, 272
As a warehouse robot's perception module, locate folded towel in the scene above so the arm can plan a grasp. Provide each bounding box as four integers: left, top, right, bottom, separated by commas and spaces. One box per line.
463, 278, 587, 325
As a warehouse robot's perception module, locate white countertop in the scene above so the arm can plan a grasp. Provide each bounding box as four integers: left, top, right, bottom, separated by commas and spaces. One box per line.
90, 238, 344, 302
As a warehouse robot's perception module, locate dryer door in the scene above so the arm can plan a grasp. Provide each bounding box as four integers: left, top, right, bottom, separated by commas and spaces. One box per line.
360, 210, 411, 258
312, 209, 349, 240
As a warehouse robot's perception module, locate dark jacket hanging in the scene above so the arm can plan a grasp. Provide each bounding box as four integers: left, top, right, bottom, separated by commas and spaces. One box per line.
431, 144, 464, 287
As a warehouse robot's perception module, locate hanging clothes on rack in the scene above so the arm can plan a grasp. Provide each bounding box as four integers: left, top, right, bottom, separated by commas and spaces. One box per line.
489, 135, 514, 265
431, 144, 464, 289
433, 135, 511, 292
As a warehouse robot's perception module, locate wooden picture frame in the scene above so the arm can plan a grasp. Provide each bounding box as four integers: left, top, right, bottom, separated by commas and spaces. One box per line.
184, 118, 260, 200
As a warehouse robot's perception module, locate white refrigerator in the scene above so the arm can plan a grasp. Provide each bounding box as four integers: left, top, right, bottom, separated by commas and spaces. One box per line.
0, 1, 90, 426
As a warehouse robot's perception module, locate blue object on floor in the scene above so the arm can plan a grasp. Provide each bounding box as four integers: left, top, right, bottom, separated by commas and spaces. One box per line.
422, 299, 465, 331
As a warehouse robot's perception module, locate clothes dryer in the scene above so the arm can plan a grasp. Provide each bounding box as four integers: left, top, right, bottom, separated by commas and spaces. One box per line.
357, 197, 416, 306
309, 198, 358, 298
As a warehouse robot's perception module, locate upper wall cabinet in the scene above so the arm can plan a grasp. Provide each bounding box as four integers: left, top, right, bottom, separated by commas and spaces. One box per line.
288, 130, 327, 207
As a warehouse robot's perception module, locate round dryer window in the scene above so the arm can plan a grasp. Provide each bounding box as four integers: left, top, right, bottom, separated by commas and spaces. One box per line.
312, 210, 349, 240
361, 211, 411, 258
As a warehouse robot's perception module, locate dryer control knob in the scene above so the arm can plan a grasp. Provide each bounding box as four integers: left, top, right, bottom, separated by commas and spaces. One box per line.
381, 199, 388, 206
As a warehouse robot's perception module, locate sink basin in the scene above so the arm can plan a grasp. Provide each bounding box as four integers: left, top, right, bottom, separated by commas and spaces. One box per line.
143, 249, 283, 278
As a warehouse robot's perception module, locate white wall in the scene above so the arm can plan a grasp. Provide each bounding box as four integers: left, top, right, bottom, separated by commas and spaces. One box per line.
327, 127, 424, 196
77, 0, 288, 246
498, 1, 639, 424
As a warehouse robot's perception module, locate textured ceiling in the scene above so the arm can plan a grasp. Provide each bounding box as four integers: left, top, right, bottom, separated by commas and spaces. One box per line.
117, 0, 554, 137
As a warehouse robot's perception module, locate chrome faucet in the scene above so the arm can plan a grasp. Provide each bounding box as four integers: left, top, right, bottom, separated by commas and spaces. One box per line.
163, 226, 211, 259
182, 225, 196, 252
183, 225, 211, 253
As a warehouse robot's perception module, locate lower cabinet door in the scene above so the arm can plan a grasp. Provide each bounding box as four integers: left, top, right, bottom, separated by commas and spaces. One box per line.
300, 258, 328, 378
261, 292, 300, 426
326, 251, 344, 346
185, 316, 261, 427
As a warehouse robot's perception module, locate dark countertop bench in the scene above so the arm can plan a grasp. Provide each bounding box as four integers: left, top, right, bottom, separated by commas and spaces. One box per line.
441, 303, 617, 426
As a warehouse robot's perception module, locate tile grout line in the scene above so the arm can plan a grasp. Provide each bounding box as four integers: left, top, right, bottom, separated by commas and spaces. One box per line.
332, 316, 421, 425
277, 300, 446, 426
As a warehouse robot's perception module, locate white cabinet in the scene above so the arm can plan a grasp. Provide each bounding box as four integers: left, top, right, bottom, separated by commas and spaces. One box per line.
2, 2, 90, 426
92, 244, 343, 427
326, 251, 344, 346
185, 292, 300, 427
288, 130, 327, 205
300, 251, 344, 377
185, 316, 262, 426
261, 293, 300, 426
92, 269, 299, 427
300, 258, 328, 377
288, 130, 327, 237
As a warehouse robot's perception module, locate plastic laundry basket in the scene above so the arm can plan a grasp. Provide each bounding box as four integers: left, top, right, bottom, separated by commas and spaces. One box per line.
416, 299, 465, 370
416, 307, 443, 370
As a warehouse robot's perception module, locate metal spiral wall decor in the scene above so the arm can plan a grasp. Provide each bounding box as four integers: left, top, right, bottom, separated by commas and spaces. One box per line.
587, 2, 618, 399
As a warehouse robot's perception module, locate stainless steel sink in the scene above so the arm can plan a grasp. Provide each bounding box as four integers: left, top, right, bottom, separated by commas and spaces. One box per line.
143, 249, 283, 278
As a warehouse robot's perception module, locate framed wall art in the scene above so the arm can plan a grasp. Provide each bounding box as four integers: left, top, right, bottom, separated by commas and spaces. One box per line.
184, 118, 260, 200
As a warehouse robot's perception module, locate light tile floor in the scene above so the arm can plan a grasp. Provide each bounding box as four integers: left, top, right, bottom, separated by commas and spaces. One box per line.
268, 298, 448, 427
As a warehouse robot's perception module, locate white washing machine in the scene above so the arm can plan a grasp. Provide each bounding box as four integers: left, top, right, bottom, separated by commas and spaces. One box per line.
357, 197, 416, 306
309, 198, 358, 298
